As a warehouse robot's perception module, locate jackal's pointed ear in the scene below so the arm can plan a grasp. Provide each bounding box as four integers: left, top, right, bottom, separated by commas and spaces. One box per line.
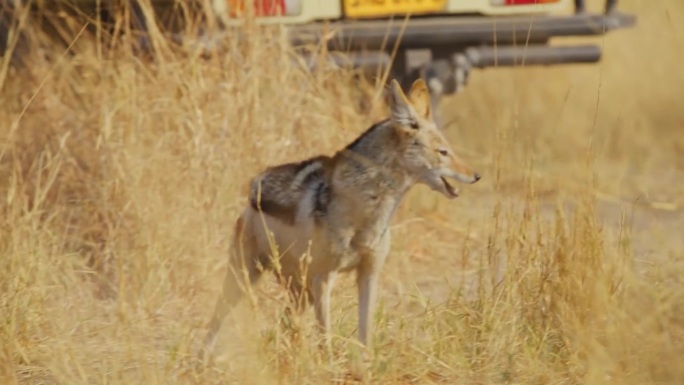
387, 79, 414, 126
408, 78, 432, 120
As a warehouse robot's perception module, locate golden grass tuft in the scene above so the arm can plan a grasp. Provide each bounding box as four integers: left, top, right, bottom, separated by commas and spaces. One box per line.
1, 0, 683, 383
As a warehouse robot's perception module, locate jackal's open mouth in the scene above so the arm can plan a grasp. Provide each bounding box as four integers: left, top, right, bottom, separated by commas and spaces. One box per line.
441, 177, 459, 198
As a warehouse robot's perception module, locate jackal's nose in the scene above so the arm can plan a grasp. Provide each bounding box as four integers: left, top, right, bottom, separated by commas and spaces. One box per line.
473, 173, 481, 182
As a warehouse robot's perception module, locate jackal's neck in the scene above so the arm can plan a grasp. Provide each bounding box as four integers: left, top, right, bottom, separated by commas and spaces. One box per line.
332, 119, 412, 198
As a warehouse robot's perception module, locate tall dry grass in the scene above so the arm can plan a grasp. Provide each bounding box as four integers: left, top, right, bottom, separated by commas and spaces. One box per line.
1, 0, 683, 384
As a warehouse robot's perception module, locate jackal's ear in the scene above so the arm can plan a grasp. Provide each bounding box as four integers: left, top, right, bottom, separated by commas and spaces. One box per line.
408, 78, 432, 120
387, 79, 414, 127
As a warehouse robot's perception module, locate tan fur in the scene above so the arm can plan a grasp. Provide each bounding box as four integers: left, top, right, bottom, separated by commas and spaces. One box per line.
202, 78, 481, 359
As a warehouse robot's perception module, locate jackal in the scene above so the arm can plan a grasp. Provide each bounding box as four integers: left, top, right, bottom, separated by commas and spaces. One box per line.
202, 78, 480, 357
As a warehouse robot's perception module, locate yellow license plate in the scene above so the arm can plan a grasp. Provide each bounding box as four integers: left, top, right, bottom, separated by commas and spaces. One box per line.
344, 0, 447, 19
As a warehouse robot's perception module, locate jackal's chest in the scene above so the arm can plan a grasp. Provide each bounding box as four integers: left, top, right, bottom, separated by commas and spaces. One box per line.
331, 224, 392, 272
316, 198, 397, 272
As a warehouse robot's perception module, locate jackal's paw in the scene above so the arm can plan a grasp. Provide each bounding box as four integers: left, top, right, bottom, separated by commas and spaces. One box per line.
347, 346, 374, 381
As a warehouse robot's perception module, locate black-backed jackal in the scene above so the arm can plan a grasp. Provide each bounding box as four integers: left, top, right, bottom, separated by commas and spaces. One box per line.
203, 78, 481, 359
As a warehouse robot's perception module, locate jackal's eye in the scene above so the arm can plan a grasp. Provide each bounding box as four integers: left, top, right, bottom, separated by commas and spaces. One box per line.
438, 149, 449, 156
409, 120, 420, 129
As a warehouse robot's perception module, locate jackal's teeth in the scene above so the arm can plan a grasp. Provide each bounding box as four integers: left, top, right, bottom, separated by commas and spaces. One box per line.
441, 177, 459, 198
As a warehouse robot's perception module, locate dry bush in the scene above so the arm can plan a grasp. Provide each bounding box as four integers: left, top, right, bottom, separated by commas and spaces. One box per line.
1, 0, 683, 384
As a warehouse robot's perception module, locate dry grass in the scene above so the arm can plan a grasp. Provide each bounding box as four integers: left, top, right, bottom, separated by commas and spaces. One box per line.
1, 0, 683, 384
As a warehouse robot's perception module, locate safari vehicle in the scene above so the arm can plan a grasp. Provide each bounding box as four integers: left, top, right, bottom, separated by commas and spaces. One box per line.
1, 0, 636, 102
214, 0, 635, 98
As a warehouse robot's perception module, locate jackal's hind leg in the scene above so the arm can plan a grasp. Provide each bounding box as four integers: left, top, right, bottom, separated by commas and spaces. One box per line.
201, 218, 265, 360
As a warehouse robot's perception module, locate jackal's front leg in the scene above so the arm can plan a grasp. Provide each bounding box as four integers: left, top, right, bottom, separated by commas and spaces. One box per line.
355, 234, 390, 354
311, 271, 337, 355
357, 264, 380, 350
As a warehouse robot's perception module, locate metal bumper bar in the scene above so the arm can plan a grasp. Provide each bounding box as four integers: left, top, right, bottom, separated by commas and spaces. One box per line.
289, 11, 636, 51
